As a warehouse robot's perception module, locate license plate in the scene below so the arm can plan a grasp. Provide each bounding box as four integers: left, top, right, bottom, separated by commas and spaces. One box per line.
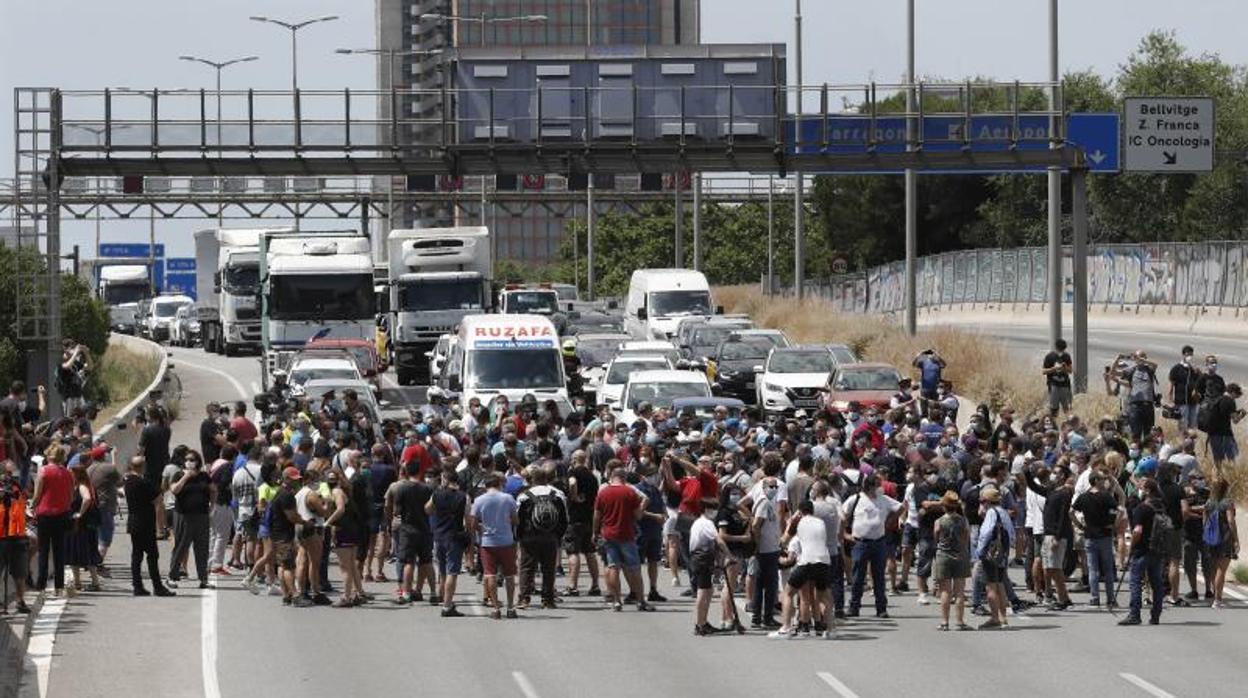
796, 399, 819, 408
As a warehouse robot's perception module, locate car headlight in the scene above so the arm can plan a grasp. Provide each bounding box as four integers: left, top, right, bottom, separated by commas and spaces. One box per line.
764, 383, 784, 393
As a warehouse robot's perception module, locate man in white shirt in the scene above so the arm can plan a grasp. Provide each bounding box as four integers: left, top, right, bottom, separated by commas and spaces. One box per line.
841, 474, 902, 618
688, 498, 725, 636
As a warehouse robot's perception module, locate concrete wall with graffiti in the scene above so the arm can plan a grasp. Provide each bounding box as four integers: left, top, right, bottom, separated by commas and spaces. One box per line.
805, 242, 1248, 313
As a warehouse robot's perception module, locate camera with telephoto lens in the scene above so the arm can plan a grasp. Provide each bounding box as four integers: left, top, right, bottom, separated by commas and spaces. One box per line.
1160, 404, 1181, 420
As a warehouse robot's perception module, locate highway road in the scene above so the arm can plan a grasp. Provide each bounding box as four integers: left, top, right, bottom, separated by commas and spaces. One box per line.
16, 340, 1248, 698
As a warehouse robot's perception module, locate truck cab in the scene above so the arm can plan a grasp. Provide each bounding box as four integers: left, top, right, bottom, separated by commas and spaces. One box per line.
97, 264, 152, 334
387, 227, 492, 386
624, 269, 716, 340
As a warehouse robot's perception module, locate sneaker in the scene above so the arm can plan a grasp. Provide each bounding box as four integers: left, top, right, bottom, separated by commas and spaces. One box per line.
623, 592, 639, 604
133, 587, 151, 597
896, 581, 910, 593
15, 601, 32, 614
637, 601, 656, 612
875, 611, 890, 619
166, 579, 179, 589
916, 593, 931, 606
586, 586, 602, 597
750, 616, 763, 628
1117, 616, 1141, 626
563, 588, 580, 597
694, 623, 718, 636
647, 590, 668, 603
154, 587, 175, 597
392, 594, 411, 606
680, 588, 695, 598
412, 593, 424, 603
312, 593, 332, 606
282, 597, 293, 606
267, 584, 282, 597
541, 600, 558, 610
198, 581, 212, 590
612, 601, 624, 612
971, 605, 990, 616
978, 619, 1003, 630
762, 618, 782, 629
505, 608, 518, 619
1211, 600, 1226, 609
1148, 616, 1160, 625
1167, 597, 1189, 607
822, 630, 835, 640
292, 596, 314, 608
1205, 590, 1215, 600
441, 606, 465, 618
1184, 590, 1200, 601
1088, 598, 1101, 608
490, 608, 502, 620
767, 628, 796, 639
211, 567, 232, 576
834, 610, 847, 620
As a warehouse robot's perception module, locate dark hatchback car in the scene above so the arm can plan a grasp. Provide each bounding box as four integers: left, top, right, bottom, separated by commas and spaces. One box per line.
709, 334, 779, 403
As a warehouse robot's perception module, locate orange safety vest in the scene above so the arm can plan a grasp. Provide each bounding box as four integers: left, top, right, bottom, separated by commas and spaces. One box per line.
0, 484, 27, 538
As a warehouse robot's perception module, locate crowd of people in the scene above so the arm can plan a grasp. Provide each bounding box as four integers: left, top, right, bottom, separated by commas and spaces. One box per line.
1, 341, 1244, 639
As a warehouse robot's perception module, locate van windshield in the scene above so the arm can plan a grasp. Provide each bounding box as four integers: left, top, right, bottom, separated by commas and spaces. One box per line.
466, 348, 563, 390
649, 290, 710, 316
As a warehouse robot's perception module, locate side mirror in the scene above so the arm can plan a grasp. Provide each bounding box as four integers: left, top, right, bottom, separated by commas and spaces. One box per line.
753, 365, 764, 373
636, 308, 648, 320
379, 400, 392, 409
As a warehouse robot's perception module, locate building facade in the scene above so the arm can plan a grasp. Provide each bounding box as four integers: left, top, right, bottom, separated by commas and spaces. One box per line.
376, 0, 700, 262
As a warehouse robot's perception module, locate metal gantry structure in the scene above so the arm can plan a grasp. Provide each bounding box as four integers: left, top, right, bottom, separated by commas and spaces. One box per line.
13, 80, 1091, 413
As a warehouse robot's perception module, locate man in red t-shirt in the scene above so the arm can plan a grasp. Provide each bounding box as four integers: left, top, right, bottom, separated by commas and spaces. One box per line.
229, 401, 258, 445
400, 430, 434, 480
593, 467, 655, 612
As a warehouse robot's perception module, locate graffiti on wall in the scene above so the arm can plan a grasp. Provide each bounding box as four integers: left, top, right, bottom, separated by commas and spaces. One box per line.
807, 242, 1248, 313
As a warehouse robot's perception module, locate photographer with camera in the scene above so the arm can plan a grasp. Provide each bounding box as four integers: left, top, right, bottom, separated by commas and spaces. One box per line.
1203, 382, 1245, 466
1167, 346, 1202, 431
1, 458, 31, 614
1111, 351, 1160, 442
57, 338, 92, 416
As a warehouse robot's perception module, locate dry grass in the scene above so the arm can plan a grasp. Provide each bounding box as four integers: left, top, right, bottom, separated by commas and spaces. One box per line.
1234, 564, 1248, 586
91, 341, 160, 428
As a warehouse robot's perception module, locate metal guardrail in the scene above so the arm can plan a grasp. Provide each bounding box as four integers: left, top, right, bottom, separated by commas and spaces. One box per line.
803, 242, 1248, 314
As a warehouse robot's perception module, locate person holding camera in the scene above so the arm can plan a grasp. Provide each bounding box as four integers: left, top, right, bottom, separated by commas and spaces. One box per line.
1203, 383, 1244, 466
57, 338, 92, 415
1042, 339, 1074, 419
1167, 346, 1201, 431
1114, 351, 1159, 442
122, 456, 174, 597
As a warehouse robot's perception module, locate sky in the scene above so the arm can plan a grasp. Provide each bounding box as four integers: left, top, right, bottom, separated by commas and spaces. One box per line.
3, 0, 1248, 259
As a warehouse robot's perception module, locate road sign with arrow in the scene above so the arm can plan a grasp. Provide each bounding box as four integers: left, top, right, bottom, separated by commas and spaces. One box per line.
1124, 97, 1214, 172
1067, 113, 1119, 173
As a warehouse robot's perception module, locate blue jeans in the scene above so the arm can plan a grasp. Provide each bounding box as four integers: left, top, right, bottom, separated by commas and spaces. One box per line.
850, 538, 888, 614
827, 549, 845, 612
1084, 536, 1116, 604
751, 551, 780, 621
1128, 554, 1164, 621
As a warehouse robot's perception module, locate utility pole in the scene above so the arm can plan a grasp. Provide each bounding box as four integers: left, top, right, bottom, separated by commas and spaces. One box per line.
767, 176, 775, 294
674, 172, 684, 266
586, 0, 596, 299
793, 0, 805, 298
903, 0, 918, 335
1046, 0, 1063, 348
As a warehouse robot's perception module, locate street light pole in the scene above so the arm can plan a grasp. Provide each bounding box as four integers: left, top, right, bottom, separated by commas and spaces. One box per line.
903, 0, 918, 335
793, 0, 805, 298
178, 55, 259, 223
585, 0, 596, 300
1047, 0, 1063, 349
250, 15, 337, 93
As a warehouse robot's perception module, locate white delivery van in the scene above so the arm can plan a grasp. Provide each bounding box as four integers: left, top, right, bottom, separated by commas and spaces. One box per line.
437, 314, 571, 415
623, 269, 716, 341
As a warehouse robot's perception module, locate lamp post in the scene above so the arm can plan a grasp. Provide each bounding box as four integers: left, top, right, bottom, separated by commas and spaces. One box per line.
793, 0, 805, 298
178, 55, 258, 223
249, 15, 338, 93
418, 12, 548, 48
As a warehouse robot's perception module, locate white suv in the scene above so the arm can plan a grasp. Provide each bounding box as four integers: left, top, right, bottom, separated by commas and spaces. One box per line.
598, 354, 673, 409
757, 345, 838, 418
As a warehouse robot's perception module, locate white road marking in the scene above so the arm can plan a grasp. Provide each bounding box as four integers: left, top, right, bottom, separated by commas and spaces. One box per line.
20, 597, 66, 698
1196, 573, 1248, 602
1119, 673, 1176, 698
177, 355, 251, 402
201, 590, 221, 698
817, 671, 862, 698
511, 671, 542, 698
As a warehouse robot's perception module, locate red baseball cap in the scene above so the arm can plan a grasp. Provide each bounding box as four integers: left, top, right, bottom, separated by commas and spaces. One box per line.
282, 466, 302, 481
89, 444, 112, 461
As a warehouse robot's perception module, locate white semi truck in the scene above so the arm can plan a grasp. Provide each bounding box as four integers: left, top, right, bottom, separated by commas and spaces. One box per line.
386, 227, 492, 385
194, 228, 289, 356
261, 229, 375, 382
96, 264, 152, 334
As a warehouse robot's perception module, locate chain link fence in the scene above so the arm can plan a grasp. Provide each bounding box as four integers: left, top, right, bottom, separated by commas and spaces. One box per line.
802, 241, 1248, 315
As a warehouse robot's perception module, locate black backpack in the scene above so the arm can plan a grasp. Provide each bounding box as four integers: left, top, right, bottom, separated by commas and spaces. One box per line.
526, 490, 566, 537
1147, 503, 1173, 558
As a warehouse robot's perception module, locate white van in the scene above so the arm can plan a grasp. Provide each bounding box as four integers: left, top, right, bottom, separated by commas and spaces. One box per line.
436, 314, 572, 415
623, 269, 716, 341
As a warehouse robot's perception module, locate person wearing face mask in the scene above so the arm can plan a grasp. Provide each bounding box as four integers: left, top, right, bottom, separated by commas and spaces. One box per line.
749, 476, 783, 629
1167, 346, 1201, 430
852, 409, 887, 455
688, 494, 729, 636
631, 464, 669, 603
842, 474, 903, 618
714, 484, 752, 632
1195, 354, 1225, 403
1025, 464, 1075, 610
168, 451, 212, 589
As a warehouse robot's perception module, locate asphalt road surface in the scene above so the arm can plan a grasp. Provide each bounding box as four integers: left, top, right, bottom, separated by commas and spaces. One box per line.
17, 341, 1248, 698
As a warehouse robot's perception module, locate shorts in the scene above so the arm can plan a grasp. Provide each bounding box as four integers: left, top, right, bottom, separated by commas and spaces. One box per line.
562, 521, 595, 555
636, 534, 664, 564
788, 562, 831, 590
396, 527, 432, 565
932, 553, 970, 581
97, 511, 116, 547
1, 538, 29, 581
602, 539, 641, 569
689, 549, 716, 590
480, 545, 518, 577
1030, 530, 1046, 560
1164, 528, 1183, 562
1048, 385, 1073, 412
1041, 536, 1068, 570
241, 515, 260, 542
902, 524, 920, 549
273, 540, 297, 570
1209, 434, 1239, 462
299, 525, 323, 541
662, 508, 679, 539
334, 526, 363, 550
914, 537, 936, 579
434, 537, 466, 576
981, 559, 1007, 584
